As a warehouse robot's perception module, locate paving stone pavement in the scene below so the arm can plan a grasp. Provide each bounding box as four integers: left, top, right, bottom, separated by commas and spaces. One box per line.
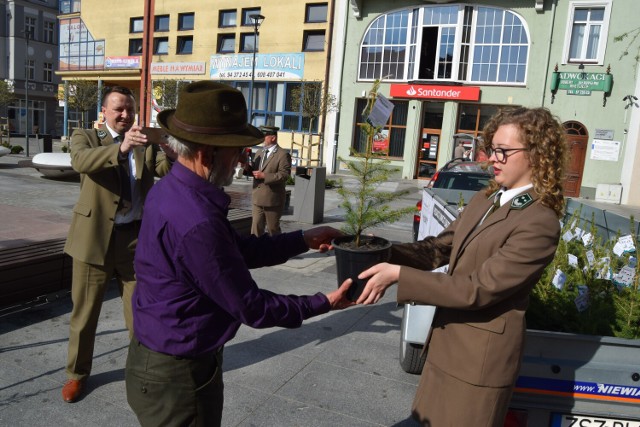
0, 146, 425, 427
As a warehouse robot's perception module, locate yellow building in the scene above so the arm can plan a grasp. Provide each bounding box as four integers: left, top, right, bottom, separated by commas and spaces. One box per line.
57, 0, 334, 161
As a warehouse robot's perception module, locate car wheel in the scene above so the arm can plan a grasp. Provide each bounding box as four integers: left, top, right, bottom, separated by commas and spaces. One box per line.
399, 340, 426, 374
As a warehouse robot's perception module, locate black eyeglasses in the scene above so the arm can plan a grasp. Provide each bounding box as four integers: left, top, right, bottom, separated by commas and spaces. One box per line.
486, 146, 529, 163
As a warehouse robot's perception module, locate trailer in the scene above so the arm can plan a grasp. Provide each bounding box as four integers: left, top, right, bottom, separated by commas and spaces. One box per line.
401, 187, 640, 426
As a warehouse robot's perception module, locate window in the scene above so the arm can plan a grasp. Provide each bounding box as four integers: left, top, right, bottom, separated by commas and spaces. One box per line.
25, 59, 35, 80
352, 98, 408, 157
303, 30, 325, 51
563, 1, 612, 64
43, 21, 55, 43
43, 62, 53, 83
218, 34, 235, 53
154, 37, 169, 54
219, 10, 237, 27
471, 7, 529, 83
178, 13, 194, 30
177, 36, 193, 54
241, 8, 261, 26
155, 15, 170, 32
25, 17, 36, 39
129, 38, 143, 55
240, 33, 258, 53
305, 3, 328, 23
130, 17, 143, 33
226, 81, 319, 132
358, 5, 530, 84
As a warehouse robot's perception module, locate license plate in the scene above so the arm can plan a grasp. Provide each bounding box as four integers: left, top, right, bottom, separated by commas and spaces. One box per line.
555, 414, 640, 427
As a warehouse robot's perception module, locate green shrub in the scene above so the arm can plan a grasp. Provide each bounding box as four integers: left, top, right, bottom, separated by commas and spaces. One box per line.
528, 209, 640, 339
10, 145, 23, 154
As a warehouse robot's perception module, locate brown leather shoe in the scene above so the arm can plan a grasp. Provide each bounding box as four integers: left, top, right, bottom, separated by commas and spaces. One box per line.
62, 379, 84, 403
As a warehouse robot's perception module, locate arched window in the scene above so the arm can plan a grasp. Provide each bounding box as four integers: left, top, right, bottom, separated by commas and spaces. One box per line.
358, 5, 530, 84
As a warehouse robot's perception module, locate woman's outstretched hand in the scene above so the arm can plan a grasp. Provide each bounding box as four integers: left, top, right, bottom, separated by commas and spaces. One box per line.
356, 263, 401, 305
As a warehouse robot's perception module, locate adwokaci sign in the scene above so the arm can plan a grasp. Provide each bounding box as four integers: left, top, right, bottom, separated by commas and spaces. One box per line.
390, 84, 480, 101
557, 72, 610, 92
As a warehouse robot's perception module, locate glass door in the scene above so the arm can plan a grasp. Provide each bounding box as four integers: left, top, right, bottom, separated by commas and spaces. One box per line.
416, 102, 444, 179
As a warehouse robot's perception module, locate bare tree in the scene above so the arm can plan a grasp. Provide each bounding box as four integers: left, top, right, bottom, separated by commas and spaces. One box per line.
67, 79, 101, 128
152, 79, 186, 110
289, 81, 340, 165
290, 81, 339, 137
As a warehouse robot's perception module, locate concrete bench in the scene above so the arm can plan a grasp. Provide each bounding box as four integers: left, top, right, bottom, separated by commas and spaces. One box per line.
0, 238, 72, 310
0, 209, 253, 311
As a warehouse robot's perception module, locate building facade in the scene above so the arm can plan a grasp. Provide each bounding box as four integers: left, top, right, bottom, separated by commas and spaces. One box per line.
56, 0, 335, 163
1, 0, 61, 136
325, 0, 640, 205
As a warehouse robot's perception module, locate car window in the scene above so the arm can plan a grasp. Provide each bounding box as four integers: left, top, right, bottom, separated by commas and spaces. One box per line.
433, 173, 490, 191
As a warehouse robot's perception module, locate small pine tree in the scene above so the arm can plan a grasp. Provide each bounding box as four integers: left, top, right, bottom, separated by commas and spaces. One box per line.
336, 80, 414, 247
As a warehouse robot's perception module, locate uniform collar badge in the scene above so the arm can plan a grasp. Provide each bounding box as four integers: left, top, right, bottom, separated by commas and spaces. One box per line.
97, 130, 108, 139
510, 193, 534, 209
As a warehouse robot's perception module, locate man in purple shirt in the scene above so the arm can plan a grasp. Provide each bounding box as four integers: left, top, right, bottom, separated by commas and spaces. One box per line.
125, 81, 353, 426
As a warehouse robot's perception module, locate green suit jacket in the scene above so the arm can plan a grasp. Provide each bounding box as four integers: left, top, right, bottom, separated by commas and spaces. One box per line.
250, 145, 291, 207
64, 126, 171, 265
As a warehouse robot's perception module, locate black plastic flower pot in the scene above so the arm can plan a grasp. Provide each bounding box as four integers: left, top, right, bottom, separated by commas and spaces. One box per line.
332, 235, 392, 302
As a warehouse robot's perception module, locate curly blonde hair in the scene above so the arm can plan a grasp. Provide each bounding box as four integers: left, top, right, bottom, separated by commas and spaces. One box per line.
481, 107, 568, 218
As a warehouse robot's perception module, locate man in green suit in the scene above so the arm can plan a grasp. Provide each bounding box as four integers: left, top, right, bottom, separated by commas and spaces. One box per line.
61, 86, 174, 403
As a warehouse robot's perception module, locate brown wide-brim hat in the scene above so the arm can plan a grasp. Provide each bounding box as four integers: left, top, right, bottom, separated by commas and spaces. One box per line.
157, 81, 264, 147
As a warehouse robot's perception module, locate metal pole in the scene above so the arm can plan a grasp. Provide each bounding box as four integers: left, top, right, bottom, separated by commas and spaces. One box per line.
25, 31, 30, 157
247, 14, 264, 125
63, 80, 69, 140
248, 33, 257, 124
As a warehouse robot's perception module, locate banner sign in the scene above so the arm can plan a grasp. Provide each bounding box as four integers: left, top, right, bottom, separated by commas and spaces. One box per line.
210, 53, 304, 80
390, 84, 480, 101
557, 72, 610, 92
105, 56, 140, 69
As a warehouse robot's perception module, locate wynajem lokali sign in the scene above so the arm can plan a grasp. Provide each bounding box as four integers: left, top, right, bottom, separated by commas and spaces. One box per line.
210, 53, 304, 81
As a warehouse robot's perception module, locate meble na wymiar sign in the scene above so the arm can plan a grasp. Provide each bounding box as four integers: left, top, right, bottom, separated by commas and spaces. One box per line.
210, 53, 304, 81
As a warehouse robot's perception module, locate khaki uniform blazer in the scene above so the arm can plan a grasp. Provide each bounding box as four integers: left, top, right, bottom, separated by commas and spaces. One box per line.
250, 145, 291, 207
389, 190, 559, 415
64, 126, 171, 265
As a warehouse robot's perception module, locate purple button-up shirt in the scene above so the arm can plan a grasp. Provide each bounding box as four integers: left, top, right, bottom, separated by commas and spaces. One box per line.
132, 162, 330, 357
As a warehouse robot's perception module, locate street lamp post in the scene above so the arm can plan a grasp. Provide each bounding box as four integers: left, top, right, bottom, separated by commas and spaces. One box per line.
247, 14, 265, 125
24, 29, 31, 156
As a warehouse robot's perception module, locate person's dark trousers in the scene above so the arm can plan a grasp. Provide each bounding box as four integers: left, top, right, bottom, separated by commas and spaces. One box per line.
126, 337, 224, 427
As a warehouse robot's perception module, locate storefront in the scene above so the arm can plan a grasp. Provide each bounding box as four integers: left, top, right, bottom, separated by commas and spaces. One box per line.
331, 0, 638, 202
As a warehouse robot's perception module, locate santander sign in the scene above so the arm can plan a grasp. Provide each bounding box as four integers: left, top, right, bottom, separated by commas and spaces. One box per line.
390, 84, 480, 101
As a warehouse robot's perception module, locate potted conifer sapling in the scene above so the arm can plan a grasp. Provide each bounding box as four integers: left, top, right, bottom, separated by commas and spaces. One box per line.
333, 81, 415, 301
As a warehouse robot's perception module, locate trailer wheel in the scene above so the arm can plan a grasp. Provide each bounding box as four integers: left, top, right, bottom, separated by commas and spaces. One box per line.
399, 340, 426, 374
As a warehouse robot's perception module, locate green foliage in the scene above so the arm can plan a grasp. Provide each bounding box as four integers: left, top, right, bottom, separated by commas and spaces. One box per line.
10, 145, 24, 154
285, 174, 295, 186
0, 80, 16, 111
325, 178, 339, 189
336, 80, 414, 246
61, 145, 69, 153
614, 26, 640, 64
68, 79, 101, 128
528, 209, 640, 339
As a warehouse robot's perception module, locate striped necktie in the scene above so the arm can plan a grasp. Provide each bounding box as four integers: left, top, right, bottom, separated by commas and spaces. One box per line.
488, 192, 502, 216
479, 192, 502, 226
